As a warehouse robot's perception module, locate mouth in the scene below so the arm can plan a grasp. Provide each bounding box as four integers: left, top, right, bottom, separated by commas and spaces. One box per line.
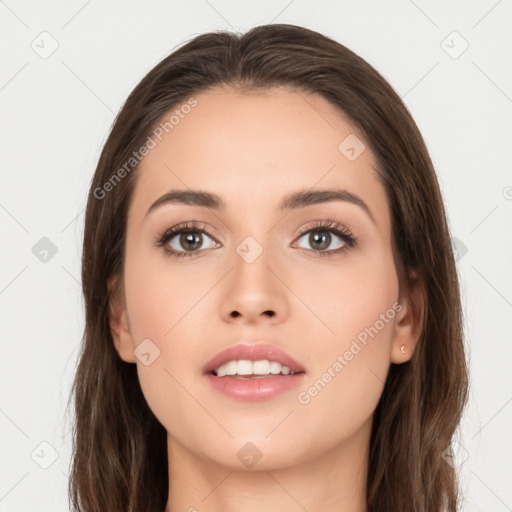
203, 343, 306, 401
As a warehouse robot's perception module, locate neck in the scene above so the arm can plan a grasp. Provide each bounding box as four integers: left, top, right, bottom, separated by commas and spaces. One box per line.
164, 418, 370, 512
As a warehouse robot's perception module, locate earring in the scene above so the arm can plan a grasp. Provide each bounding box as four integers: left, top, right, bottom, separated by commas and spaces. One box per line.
400, 345, 405, 354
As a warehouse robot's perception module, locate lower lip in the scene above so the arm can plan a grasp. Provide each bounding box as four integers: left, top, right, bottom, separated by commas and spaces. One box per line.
205, 373, 306, 401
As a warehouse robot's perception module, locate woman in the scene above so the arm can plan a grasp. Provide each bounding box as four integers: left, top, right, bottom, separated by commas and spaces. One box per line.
69, 23, 469, 512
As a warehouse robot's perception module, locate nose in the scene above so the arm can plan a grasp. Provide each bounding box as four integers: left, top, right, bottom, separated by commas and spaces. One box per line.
219, 241, 289, 325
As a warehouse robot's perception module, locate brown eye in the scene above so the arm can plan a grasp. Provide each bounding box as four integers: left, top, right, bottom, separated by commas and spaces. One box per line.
296, 230, 347, 251
156, 221, 221, 259
174, 231, 204, 252
293, 220, 356, 256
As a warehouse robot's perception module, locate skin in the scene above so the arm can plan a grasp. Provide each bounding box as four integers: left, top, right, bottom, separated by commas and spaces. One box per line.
109, 87, 422, 512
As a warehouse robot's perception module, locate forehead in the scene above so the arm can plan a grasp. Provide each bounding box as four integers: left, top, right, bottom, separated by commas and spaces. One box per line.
129, 87, 390, 233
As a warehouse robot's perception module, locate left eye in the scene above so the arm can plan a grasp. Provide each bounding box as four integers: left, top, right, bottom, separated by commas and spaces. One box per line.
294, 228, 351, 253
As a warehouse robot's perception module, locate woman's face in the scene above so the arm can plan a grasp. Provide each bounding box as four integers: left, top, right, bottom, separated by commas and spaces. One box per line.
110, 86, 415, 471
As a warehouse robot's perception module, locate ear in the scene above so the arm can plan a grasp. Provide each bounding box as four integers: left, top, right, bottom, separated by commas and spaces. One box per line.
390, 269, 425, 364
107, 275, 136, 363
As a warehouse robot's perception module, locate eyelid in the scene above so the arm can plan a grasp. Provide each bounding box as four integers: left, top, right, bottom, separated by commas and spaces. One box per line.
294, 217, 356, 239
156, 221, 219, 242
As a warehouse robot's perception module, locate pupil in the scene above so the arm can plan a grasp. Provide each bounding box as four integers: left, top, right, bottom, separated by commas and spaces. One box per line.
181, 232, 202, 251
311, 231, 330, 250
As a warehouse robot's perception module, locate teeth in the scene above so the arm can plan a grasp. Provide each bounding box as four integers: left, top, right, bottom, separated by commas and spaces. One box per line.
217, 360, 237, 376
214, 359, 297, 377
253, 360, 270, 374
269, 361, 281, 374
237, 360, 252, 375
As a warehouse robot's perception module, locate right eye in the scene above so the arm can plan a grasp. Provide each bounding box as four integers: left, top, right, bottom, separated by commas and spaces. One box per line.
156, 222, 221, 259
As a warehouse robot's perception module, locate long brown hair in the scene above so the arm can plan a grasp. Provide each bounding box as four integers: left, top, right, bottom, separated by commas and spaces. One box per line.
68, 23, 469, 511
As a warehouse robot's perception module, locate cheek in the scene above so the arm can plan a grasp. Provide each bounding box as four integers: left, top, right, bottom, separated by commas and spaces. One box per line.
121, 253, 207, 439
122, 245, 222, 420
289, 248, 399, 433
123, 243, 215, 345
290, 240, 399, 347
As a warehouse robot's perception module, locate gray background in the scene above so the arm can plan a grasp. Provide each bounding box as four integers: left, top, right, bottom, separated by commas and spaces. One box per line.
1, 1, 511, 510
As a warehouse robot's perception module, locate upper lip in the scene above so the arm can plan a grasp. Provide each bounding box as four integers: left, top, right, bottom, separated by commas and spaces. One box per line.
203, 343, 306, 374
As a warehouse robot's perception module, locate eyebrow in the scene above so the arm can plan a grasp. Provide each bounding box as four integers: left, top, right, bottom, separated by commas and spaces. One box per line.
146, 187, 377, 225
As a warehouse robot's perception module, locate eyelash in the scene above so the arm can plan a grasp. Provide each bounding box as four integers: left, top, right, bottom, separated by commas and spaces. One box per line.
155, 219, 358, 259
